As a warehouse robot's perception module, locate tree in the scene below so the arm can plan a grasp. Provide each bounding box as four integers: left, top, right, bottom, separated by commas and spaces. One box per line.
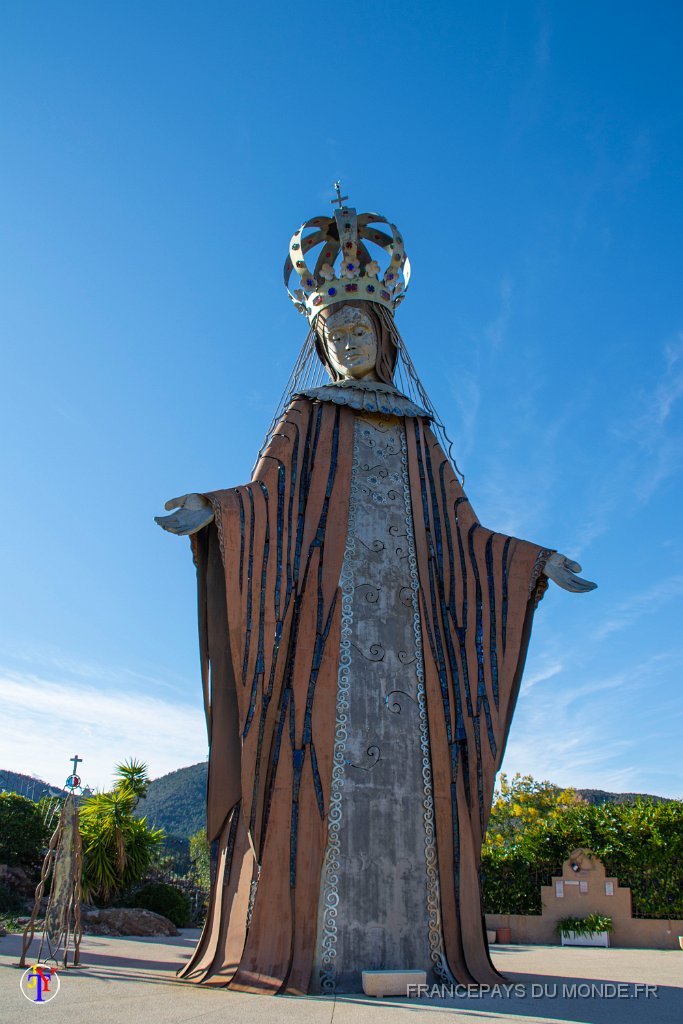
112, 759, 151, 803
188, 827, 210, 893
0, 792, 48, 867
484, 773, 583, 853
481, 775, 683, 918
79, 760, 163, 904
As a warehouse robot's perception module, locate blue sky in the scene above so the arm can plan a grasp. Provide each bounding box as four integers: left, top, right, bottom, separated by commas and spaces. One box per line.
1, 2, 681, 795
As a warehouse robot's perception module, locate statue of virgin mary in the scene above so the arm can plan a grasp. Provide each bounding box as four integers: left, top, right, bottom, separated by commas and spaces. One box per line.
156, 192, 595, 995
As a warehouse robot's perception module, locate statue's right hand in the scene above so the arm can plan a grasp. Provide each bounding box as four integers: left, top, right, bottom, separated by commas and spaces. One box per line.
155, 494, 214, 536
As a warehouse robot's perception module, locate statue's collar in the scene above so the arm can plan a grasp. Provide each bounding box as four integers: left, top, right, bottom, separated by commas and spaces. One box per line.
293, 379, 430, 419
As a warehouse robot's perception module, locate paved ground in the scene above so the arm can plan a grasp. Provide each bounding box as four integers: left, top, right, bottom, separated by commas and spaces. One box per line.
1, 928, 681, 1024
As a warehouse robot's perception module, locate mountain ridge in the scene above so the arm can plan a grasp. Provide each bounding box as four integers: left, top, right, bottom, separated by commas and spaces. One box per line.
2, 763, 673, 841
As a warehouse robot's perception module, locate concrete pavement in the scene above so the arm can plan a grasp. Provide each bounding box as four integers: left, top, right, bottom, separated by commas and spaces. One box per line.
1, 928, 681, 1024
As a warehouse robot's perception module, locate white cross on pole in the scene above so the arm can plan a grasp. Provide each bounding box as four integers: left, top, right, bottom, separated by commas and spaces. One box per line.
331, 181, 348, 209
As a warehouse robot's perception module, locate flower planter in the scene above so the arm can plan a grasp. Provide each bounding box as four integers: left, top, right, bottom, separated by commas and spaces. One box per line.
486, 930, 497, 944
496, 926, 512, 944
561, 930, 610, 948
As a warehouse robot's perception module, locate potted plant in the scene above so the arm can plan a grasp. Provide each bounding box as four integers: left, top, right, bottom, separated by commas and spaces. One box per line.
555, 914, 613, 948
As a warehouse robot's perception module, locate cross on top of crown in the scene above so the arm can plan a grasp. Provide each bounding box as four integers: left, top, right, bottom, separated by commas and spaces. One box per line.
330, 181, 349, 210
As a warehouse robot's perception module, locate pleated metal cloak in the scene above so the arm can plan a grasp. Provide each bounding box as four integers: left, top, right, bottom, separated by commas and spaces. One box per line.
179, 395, 550, 993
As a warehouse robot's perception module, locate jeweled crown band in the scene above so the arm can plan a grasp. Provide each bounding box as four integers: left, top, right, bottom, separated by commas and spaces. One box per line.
284, 200, 410, 323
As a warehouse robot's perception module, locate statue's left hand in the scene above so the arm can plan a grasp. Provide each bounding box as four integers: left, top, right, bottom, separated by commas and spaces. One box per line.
154, 493, 214, 536
544, 552, 597, 593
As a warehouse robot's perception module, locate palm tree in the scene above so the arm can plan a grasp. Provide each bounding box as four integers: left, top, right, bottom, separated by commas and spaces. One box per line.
113, 759, 151, 806
79, 760, 163, 904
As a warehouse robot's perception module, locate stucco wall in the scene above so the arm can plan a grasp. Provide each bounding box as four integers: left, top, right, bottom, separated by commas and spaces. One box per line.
485, 849, 683, 950
485, 912, 683, 950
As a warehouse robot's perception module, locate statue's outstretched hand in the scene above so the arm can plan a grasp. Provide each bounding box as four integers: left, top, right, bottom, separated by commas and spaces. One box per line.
155, 494, 214, 536
544, 552, 597, 593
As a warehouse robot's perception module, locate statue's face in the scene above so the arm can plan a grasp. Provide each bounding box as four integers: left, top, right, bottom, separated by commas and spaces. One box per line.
322, 305, 378, 380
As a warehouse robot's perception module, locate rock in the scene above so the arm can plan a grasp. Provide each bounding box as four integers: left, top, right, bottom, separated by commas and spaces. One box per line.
80, 908, 179, 937
0, 864, 35, 896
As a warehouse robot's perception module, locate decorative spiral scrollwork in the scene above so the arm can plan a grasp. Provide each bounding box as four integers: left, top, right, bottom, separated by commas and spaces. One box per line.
385, 690, 418, 714
350, 641, 385, 663
398, 650, 417, 666
347, 745, 382, 771
356, 537, 386, 554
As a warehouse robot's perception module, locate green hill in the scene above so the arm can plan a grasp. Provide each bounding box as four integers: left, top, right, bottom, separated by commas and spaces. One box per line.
133, 765, 673, 841
575, 788, 671, 806
0, 770, 64, 801
3, 761, 672, 843
134, 761, 208, 838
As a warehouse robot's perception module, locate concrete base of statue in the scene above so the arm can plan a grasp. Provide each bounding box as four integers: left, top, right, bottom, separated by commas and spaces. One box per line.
361, 969, 427, 998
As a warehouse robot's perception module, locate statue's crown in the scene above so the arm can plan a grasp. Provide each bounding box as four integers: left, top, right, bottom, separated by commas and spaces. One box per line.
284, 185, 410, 322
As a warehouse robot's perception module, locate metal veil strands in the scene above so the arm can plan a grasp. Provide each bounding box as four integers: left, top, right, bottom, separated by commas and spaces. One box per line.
378, 306, 464, 485
251, 326, 325, 474
253, 315, 465, 485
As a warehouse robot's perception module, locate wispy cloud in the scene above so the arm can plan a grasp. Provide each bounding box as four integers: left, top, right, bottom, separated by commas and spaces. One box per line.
570, 335, 683, 553
503, 651, 683, 796
448, 275, 513, 462
0, 669, 207, 790
625, 334, 683, 501
654, 339, 683, 424
593, 574, 683, 640
569, 490, 619, 559
518, 658, 564, 696
484, 275, 514, 349
0, 639, 193, 700
473, 408, 568, 541
449, 369, 481, 460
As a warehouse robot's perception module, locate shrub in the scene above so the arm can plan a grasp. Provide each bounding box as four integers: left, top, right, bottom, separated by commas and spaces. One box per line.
481, 850, 546, 915
483, 791, 683, 919
130, 882, 192, 927
555, 914, 614, 937
0, 793, 48, 867
0, 882, 26, 915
